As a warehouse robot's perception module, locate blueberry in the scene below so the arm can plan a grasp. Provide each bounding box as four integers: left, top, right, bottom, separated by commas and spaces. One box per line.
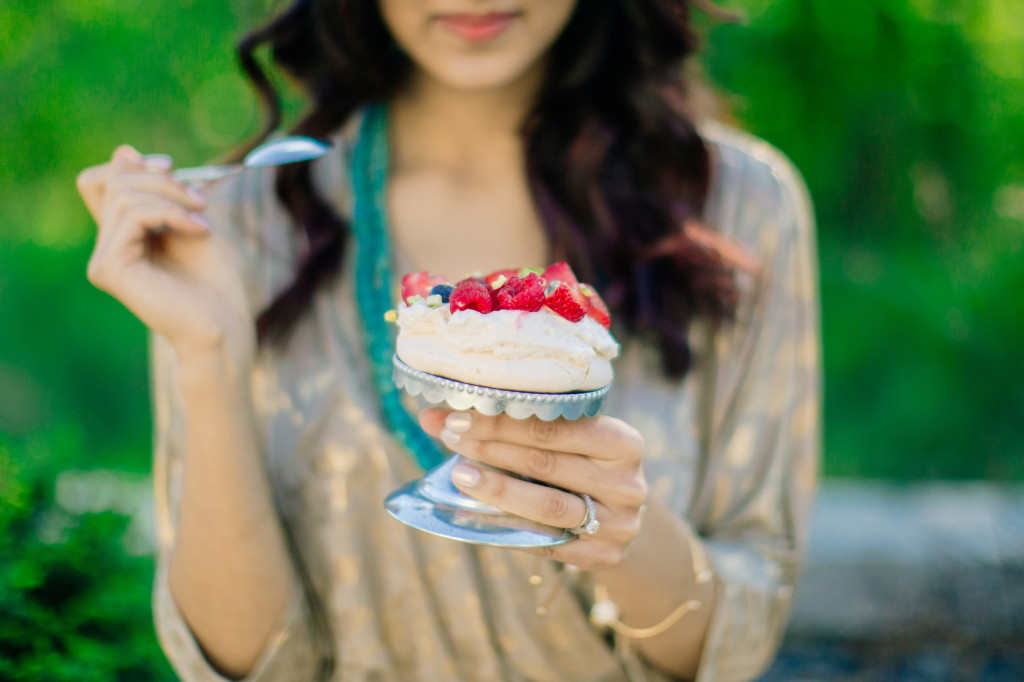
429, 283, 455, 303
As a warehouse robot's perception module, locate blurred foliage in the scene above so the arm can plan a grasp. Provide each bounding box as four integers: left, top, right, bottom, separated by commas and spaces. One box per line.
0, 441, 173, 680
1, 0, 1017, 481
706, 0, 1024, 478
0, 0, 1022, 671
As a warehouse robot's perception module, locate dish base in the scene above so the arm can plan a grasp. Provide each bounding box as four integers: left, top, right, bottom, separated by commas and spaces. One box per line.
385, 455, 573, 548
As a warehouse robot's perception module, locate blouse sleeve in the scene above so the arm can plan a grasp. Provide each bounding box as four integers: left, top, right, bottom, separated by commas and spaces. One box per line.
688, 137, 822, 682
148, 167, 324, 681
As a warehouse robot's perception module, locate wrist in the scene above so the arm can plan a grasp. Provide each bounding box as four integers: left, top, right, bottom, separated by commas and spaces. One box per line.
174, 338, 254, 395
586, 501, 717, 679
593, 499, 713, 598
169, 315, 256, 367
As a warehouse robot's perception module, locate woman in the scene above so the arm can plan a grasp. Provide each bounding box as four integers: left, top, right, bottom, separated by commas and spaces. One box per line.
76, 1, 820, 680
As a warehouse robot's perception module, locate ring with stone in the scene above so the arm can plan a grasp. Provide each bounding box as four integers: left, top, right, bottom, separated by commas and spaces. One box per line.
571, 494, 600, 536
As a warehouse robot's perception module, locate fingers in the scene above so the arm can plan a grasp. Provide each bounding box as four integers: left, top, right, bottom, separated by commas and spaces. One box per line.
106, 172, 207, 214
418, 408, 647, 571
98, 190, 209, 248
98, 182, 206, 238
76, 146, 179, 222
112, 144, 143, 162
449, 463, 641, 570
520, 539, 630, 571
420, 408, 644, 464
441, 429, 631, 502
452, 429, 646, 510
419, 407, 646, 505
450, 461, 590, 529
87, 201, 211, 292
88, 167, 210, 283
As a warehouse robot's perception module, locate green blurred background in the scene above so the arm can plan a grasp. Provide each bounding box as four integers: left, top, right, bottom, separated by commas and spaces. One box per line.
1, 0, 1022, 678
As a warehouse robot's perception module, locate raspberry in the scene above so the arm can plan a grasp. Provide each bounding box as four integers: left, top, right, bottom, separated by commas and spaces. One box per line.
495, 273, 546, 312
541, 261, 579, 287
484, 269, 519, 288
402, 272, 448, 304
449, 279, 494, 314
544, 281, 589, 322
580, 283, 611, 328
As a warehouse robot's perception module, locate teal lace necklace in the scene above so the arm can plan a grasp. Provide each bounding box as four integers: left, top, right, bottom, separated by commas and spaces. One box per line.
349, 104, 445, 471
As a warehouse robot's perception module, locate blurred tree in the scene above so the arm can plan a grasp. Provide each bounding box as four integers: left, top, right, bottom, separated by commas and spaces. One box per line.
0, 0, 1020, 488
705, 0, 1024, 478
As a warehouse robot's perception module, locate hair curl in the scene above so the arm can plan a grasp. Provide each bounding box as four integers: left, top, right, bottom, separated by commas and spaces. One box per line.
241, 0, 739, 378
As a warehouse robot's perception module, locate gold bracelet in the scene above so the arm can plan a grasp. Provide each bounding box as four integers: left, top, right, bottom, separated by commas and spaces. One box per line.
590, 584, 703, 638
589, 524, 713, 639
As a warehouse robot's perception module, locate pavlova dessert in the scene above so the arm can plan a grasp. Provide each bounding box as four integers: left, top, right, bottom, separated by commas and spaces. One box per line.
387, 262, 619, 393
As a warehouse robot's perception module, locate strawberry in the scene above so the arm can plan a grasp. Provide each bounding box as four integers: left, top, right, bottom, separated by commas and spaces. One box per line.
450, 279, 494, 314
484, 269, 519, 289
401, 271, 448, 304
495, 273, 546, 312
541, 261, 579, 287
544, 280, 589, 322
579, 283, 611, 328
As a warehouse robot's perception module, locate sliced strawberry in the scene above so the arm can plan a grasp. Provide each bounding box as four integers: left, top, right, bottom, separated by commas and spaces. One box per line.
484, 269, 519, 288
401, 272, 448, 304
541, 261, 579, 287
450, 279, 494, 314
579, 283, 611, 328
544, 281, 589, 322
495, 273, 546, 312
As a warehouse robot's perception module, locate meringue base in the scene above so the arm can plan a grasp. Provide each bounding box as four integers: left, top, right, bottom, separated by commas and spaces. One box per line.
396, 336, 613, 394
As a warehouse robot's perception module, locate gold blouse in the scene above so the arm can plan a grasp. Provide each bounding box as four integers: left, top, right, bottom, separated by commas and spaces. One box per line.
150, 119, 821, 682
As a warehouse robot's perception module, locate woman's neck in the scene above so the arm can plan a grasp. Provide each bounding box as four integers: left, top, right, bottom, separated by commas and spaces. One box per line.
388, 66, 543, 177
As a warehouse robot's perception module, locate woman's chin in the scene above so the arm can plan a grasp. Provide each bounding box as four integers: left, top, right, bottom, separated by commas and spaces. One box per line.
415, 54, 545, 94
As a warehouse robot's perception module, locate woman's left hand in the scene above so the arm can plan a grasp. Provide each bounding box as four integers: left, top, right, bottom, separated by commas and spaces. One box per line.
418, 409, 647, 570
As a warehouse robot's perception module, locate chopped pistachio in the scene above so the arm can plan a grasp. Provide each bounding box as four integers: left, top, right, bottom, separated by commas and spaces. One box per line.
518, 266, 543, 277
490, 274, 509, 290
426, 294, 444, 307
383, 309, 398, 323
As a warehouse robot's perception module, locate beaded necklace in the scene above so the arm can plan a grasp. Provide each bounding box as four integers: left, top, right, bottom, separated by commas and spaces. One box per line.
349, 104, 445, 471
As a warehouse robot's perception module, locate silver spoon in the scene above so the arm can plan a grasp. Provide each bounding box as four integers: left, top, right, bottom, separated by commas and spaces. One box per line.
171, 136, 331, 183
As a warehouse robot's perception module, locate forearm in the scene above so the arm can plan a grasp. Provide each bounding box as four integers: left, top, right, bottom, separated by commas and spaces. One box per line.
168, 346, 297, 679
594, 498, 716, 680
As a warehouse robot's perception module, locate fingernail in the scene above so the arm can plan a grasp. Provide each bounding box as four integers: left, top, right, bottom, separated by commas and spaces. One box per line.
144, 154, 173, 171
191, 213, 211, 230
440, 428, 460, 448
186, 187, 207, 206
446, 412, 472, 433
451, 464, 480, 488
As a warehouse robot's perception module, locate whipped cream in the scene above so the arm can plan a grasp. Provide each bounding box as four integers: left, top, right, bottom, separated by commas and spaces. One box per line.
395, 303, 619, 393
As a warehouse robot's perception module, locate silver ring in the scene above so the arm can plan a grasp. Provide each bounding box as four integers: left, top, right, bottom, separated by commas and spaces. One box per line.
571, 494, 600, 536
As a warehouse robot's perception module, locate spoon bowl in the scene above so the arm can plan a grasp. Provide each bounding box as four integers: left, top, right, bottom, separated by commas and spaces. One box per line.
172, 136, 331, 183
243, 136, 330, 168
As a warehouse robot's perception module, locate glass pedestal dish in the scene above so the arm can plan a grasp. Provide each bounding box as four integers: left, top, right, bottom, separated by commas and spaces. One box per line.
384, 355, 611, 548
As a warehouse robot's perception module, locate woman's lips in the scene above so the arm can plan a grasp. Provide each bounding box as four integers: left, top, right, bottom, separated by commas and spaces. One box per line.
436, 13, 519, 43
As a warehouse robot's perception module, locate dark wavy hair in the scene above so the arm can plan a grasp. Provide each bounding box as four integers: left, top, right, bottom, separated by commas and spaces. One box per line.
241, 0, 740, 379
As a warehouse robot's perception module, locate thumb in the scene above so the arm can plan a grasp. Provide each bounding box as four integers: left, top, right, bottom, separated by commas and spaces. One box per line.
112, 144, 142, 162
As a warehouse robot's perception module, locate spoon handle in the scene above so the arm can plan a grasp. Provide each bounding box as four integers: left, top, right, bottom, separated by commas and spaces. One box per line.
171, 164, 242, 183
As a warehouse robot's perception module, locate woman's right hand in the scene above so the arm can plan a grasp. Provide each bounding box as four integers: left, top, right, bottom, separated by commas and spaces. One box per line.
77, 145, 256, 366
